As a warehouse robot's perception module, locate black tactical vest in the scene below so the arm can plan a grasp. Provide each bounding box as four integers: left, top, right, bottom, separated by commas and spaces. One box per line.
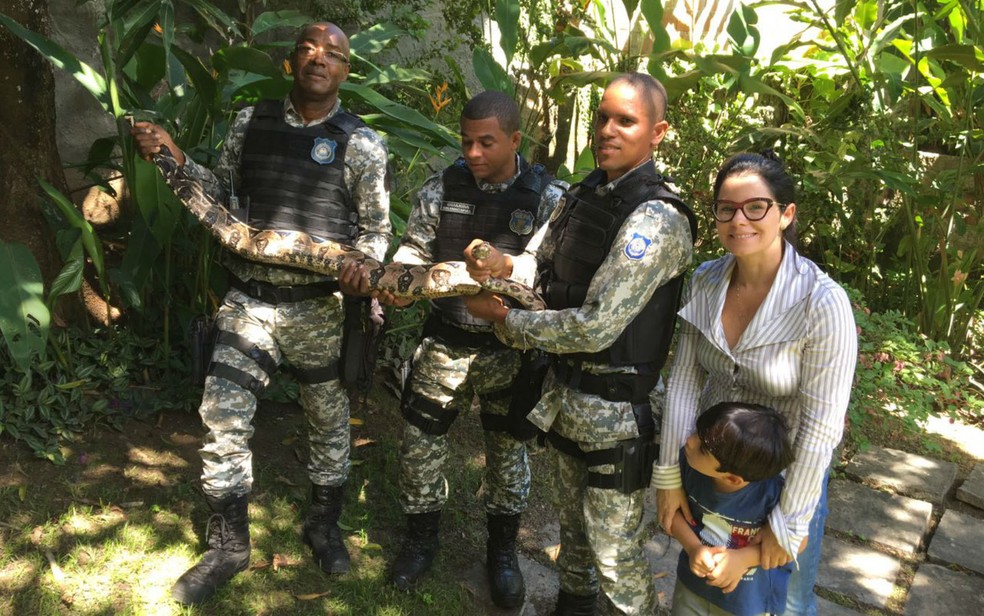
431, 157, 553, 329
544, 161, 697, 370
239, 99, 365, 242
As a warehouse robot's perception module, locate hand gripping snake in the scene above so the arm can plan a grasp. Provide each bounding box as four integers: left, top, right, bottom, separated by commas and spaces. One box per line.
152, 150, 546, 310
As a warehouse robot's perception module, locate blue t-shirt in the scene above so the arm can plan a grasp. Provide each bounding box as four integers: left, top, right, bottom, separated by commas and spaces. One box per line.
676, 447, 792, 615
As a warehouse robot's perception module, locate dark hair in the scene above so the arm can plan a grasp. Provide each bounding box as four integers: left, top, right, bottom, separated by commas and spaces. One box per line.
462, 91, 521, 134
609, 72, 668, 122
713, 151, 797, 245
695, 402, 795, 482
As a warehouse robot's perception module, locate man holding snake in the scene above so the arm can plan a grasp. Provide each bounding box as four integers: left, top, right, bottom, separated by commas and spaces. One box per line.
132, 22, 390, 605
465, 74, 696, 615
357, 91, 567, 607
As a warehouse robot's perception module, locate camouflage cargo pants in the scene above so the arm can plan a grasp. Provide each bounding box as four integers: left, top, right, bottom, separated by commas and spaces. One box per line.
399, 336, 530, 515
198, 288, 350, 498
542, 389, 657, 616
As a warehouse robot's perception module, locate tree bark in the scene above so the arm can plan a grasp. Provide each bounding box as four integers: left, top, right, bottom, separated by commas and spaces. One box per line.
0, 0, 68, 286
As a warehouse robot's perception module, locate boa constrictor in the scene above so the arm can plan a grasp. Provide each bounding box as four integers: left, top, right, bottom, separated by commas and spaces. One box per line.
153, 150, 546, 310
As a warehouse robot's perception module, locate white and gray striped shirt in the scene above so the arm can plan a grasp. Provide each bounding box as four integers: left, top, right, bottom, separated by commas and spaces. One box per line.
654, 243, 858, 559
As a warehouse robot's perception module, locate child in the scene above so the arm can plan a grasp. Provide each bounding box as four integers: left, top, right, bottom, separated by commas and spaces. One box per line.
669, 402, 796, 616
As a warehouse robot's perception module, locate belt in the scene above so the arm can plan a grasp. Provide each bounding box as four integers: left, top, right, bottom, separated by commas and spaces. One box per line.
230, 276, 339, 304
552, 360, 658, 404
422, 315, 505, 349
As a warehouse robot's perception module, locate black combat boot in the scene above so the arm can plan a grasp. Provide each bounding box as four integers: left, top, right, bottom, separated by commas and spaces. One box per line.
486, 512, 525, 608
553, 589, 598, 616
389, 510, 441, 591
303, 483, 351, 574
171, 493, 251, 605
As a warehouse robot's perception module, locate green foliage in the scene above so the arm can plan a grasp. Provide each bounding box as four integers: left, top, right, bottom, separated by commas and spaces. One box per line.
0, 327, 197, 464
846, 286, 983, 450
0, 242, 48, 372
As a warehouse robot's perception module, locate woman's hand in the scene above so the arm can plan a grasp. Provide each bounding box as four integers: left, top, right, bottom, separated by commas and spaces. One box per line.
656, 487, 694, 533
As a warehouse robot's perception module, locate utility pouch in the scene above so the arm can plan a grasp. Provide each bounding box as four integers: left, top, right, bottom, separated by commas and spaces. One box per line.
340, 296, 387, 393
614, 436, 657, 494
506, 350, 549, 441
189, 315, 216, 386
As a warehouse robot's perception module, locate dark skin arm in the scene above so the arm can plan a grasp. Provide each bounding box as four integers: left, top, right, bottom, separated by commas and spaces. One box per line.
463, 290, 509, 323
338, 261, 372, 297
130, 122, 184, 165
464, 238, 512, 282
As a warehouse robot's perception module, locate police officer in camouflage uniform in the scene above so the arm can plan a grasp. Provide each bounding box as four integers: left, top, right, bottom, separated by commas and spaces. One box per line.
464, 74, 696, 615
369, 91, 567, 607
131, 22, 391, 606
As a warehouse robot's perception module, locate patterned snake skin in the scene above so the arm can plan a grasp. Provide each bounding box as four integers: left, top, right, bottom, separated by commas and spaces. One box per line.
153, 150, 546, 310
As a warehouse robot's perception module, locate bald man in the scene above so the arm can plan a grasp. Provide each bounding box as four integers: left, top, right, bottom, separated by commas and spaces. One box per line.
133, 22, 391, 605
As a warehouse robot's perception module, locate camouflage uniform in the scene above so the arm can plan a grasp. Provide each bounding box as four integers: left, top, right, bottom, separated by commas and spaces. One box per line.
181, 98, 391, 498
494, 161, 693, 615
394, 160, 567, 515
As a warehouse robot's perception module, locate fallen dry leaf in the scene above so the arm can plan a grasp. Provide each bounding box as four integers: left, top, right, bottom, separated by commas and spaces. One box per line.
353, 437, 376, 448
653, 571, 668, 580
295, 591, 332, 601
348, 417, 364, 426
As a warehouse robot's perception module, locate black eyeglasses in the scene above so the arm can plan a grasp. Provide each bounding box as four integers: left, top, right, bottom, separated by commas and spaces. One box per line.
294, 44, 350, 65
711, 197, 786, 222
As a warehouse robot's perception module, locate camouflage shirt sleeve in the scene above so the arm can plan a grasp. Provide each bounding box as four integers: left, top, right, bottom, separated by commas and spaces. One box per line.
495, 198, 693, 363
347, 126, 392, 261
392, 173, 444, 265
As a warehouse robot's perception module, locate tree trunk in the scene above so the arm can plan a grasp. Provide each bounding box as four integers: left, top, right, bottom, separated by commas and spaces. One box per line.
0, 0, 67, 286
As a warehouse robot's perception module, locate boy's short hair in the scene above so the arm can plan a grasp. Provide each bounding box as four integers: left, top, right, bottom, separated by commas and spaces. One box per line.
696, 402, 795, 482
462, 90, 520, 134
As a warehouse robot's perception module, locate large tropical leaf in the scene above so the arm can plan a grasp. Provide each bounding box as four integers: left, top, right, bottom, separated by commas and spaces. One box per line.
495, 0, 521, 66
37, 180, 108, 295
0, 241, 49, 371
340, 83, 458, 148
349, 23, 409, 57
472, 47, 513, 95
0, 12, 109, 110
251, 10, 311, 37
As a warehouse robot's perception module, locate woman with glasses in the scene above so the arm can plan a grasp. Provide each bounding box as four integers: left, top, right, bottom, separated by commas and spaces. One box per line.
652, 152, 857, 615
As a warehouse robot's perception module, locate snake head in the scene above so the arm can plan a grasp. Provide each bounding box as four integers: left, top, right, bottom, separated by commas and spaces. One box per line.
471, 242, 492, 260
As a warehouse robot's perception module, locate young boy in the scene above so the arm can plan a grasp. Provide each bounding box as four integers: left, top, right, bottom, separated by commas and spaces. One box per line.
669, 402, 796, 616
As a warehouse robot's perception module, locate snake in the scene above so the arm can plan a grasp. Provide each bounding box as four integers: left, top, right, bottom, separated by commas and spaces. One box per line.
152, 150, 546, 310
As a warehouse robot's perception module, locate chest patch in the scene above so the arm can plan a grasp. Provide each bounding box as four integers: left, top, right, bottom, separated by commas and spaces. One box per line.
441, 200, 475, 215
624, 233, 652, 260
310, 138, 337, 165
509, 209, 535, 235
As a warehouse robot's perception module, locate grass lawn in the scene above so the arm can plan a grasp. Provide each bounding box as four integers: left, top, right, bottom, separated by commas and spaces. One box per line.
1, 373, 981, 615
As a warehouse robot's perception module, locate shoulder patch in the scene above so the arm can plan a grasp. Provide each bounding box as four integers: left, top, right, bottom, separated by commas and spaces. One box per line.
624, 233, 652, 260
549, 196, 568, 223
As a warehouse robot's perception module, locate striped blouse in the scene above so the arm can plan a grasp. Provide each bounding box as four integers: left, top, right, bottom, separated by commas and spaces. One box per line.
653, 244, 858, 559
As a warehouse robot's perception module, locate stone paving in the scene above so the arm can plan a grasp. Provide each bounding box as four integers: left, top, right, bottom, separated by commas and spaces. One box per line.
461, 444, 984, 615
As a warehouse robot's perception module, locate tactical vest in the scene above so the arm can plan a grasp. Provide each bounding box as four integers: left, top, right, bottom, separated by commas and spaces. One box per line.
431, 157, 553, 329
239, 99, 364, 242
544, 161, 697, 370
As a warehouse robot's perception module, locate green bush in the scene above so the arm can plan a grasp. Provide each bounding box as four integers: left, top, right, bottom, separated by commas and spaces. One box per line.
846, 286, 983, 451
0, 328, 198, 463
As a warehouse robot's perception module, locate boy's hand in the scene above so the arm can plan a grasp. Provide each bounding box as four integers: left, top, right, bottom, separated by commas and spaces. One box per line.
705, 548, 755, 593
686, 545, 725, 578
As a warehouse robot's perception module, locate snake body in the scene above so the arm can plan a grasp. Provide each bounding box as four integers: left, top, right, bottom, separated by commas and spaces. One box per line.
153, 151, 545, 310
